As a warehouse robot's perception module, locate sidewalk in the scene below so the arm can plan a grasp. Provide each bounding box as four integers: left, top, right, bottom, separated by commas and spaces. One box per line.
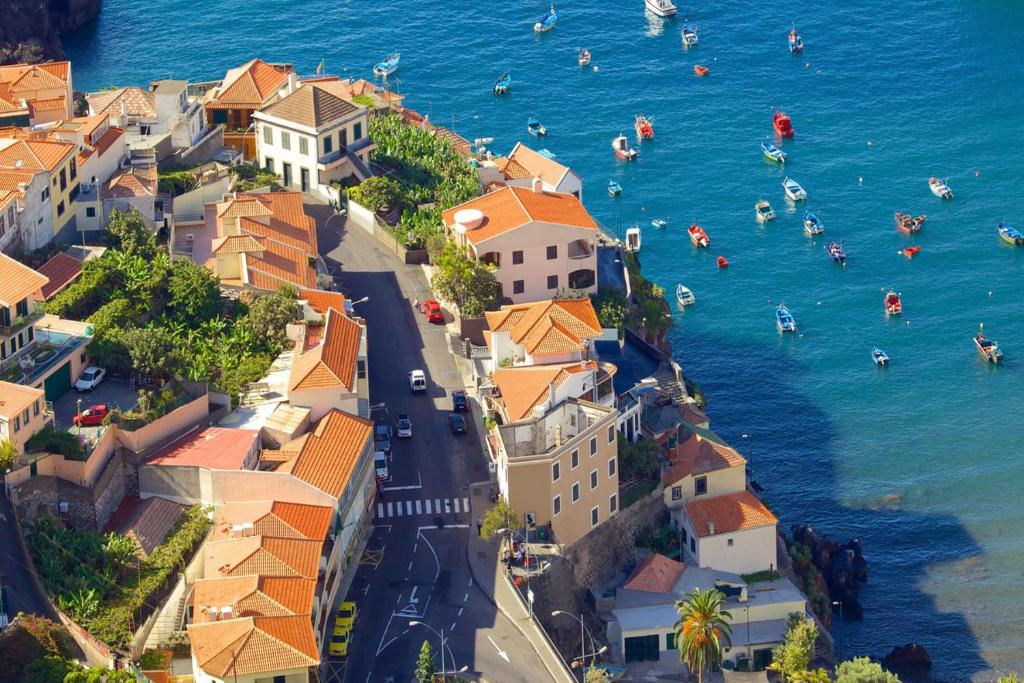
467, 482, 576, 683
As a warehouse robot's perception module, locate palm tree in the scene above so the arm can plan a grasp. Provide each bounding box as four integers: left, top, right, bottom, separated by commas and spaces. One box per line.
673, 587, 733, 683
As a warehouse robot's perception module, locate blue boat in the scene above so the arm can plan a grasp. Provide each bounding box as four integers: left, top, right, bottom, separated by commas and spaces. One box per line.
825, 240, 846, 264
776, 304, 796, 333
761, 141, 787, 164
527, 117, 547, 136
493, 72, 511, 95
373, 52, 400, 77
788, 27, 804, 53
534, 5, 557, 33
998, 221, 1024, 246
803, 210, 824, 236
608, 180, 623, 196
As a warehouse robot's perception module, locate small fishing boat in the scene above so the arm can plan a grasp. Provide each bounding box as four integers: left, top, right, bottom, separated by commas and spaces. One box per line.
902, 245, 921, 258
783, 177, 807, 201
534, 5, 557, 32
693, 64, 710, 77
871, 347, 890, 367
373, 52, 401, 77
635, 115, 654, 140
974, 324, 1003, 363
688, 223, 710, 248
894, 212, 925, 234
716, 255, 729, 268
651, 217, 669, 228
928, 177, 953, 199
825, 240, 845, 264
607, 179, 623, 197
788, 27, 804, 53
997, 221, 1024, 246
646, 0, 677, 18
578, 49, 591, 67
761, 141, 787, 164
803, 210, 824, 236
676, 283, 695, 306
681, 25, 699, 47
773, 110, 794, 137
611, 134, 638, 161
755, 200, 776, 223
884, 290, 902, 317
493, 72, 511, 95
625, 225, 642, 253
527, 117, 547, 137
776, 304, 796, 333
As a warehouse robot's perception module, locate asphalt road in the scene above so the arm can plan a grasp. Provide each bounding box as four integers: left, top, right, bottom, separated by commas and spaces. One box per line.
0, 491, 54, 620
313, 206, 550, 683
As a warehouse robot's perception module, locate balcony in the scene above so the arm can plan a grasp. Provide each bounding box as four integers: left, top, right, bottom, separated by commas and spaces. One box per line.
0, 308, 44, 338
0, 328, 89, 385
567, 239, 594, 260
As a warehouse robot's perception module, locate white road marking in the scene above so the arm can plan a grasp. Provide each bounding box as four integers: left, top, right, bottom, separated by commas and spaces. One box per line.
463, 592, 469, 602
363, 585, 370, 595
435, 498, 441, 511
450, 621, 456, 633
453, 498, 461, 513
415, 500, 422, 514
458, 607, 464, 616
417, 528, 441, 582
488, 636, 511, 663
380, 483, 423, 491
463, 497, 470, 512
407, 561, 413, 572
376, 503, 384, 517
405, 501, 412, 515
386, 502, 394, 517
424, 499, 432, 514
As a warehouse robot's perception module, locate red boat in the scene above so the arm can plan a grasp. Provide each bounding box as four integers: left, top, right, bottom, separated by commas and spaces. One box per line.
635, 115, 654, 140
773, 110, 794, 138
902, 246, 921, 258
688, 224, 710, 248
894, 212, 925, 234
693, 64, 709, 77
884, 290, 902, 316
716, 256, 729, 268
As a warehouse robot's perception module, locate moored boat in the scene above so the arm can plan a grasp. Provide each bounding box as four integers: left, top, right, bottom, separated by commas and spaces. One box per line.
788, 27, 804, 53
776, 304, 796, 333
493, 72, 511, 95
755, 200, 776, 223
578, 49, 591, 66
928, 177, 953, 199
825, 240, 845, 264
373, 52, 401, 77
611, 134, 638, 160
681, 25, 699, 47
676, 283, 695, 306
716, 255, 729, 268
871, 347, 890, 367
693, 64, 710, 76
974, 324, 1003, 363
527, 117, 547, 136
651, 217, 669, 228
783, 177, 807, 201
902, 245, 921, 258
884, 290, 902, 316
534, 5, 557, 32
761, 141, 787, 164
773, 110, 794, 137
803, 210, 824, 236
645, 0, 677, 18
635, 115, 654, 140
608, 179, 623, 197
625, 225, 642, 253
998, 221, 1024, 246
688, 223, 710, 247
894, 212, 925, 234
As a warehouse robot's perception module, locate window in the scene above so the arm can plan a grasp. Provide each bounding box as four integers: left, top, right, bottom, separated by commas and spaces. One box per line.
665, 632, 676, 650
546, 275, 558, 290
589, 437, 597, 456
26, 327, 33, 342
608, 457, 616, 478
86, 206, 96, 217
513, 280, 524, 295
41, 187, 49, 201
357, 359, 366, 379
590, 469, 598, 490
265, 157, 274, 173
340, 128, 348, 148
22, 408, 29, 424
552, 461, 560, 482
33, 400, 39, 416
609, 493, 618, 514
571, 482, 580, 503
512, 250, 524, 264
1, 341, 6, 360
282, 162, 292, 187
274, 676, 286, 683
299, 136, 309, 155
280, 131, 291, 150
13, 416, 19, 432
323, 135, 333, 155
591, 506, 599, 527
354, 121, 363, 140
571, 449, 578, 469
690, 537, 696, 553
60, 168, 67, 191
607, 425, 615, 444
57, 201, 65, 216
263, 126, 273, 144
671, 486, 682, 501
546, 245, 557, 260
727, 538, 734, 547
300, 167, 310, 192
70, 158, 77, 180
695, 476, 708, 496
552, 495, 561, 516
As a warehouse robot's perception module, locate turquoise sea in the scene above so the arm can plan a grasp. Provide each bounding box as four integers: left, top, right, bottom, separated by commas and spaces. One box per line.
65, 1, 1024, 678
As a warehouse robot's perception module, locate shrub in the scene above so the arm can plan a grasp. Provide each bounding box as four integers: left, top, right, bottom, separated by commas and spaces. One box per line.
167, 258, 222, 324
835, 657, 901, 683
25, 427, 84, 459
44, 257, 119, 319
215, 352, 273, 406
348, 175, 404, 213
157, 170, 196, 196
429, 242, 501, 318
104, 209, 157, 260
87, 298, 137, 339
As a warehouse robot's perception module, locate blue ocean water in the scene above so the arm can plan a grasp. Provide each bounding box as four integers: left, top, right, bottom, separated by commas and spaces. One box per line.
65, 1, 1024, 678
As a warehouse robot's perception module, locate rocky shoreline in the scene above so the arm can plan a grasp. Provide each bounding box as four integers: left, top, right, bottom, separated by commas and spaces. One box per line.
0, 0, 101, 65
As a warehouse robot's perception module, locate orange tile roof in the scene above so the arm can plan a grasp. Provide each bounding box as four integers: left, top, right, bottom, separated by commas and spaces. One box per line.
90, 125, 124, 156
192, 575, 316, 622
246, 238, 318, 290
0, 62, 69, 91
485, 298, 602, 355
0, 169, 39, 197
70, 113, 108, 140
0, 381, 43, 420
685, 491, 778, 538
104, 164, 156, 198
213, 59, 293, 106
289, 309, 361, 392
0, 139, 74, 173
218, 194, 274, 219
147, 427, 259, 469
443, 185, 597, 245
259, 83, 359, 129
187, 614, 318, 678
492, 361, 598, 421
624, 554, 686, 593
662, 432, 746, 486
506, 142, 573, 187
214, 500, 333, 542
205, 535, 322, 579
278, 409, 373, 498
28, 96, 67, 114
495, 156, 532, 180
212, 233, 264, 255
299, 288, 346, 316
0, 252, 48, 307
87, 86, 157, 119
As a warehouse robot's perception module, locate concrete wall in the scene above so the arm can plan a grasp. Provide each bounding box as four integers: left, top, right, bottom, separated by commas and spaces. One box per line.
140, 466, 336, 509
117, 393, 210, 454
173, 125, 226, 169
686, 523, 779, 576
664, 465, 746, 510
15, 173, 53, 252
287, 386, 358, 424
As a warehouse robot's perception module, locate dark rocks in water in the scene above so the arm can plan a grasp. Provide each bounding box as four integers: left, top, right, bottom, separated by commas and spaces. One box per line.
882, 643, 932, 680
0, 0, 101, 65
790, 524, 868, 623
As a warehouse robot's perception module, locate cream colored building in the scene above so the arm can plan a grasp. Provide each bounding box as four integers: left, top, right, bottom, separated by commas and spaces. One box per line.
288, 308, 368, 421
0, 137, 79, 244
662, 430, 747, 513
483, 298, 603, 367
0, 61, 73, 127
0, 381, 48, 456
481, 142, 583, 200
443, 183, 600, 304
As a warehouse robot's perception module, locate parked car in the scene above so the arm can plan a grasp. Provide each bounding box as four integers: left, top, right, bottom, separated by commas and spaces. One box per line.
74, 366, 106, 392
329, 624, 350, 657
408, 370, 426, 393
422, 300, 444, 324
374, 451, 389, 481
335, 602, 358, 630
72, 404, 109, 427
448, 412, 467, 435
396, 413, 412, 439
452, 390, 468, 413
373, 422, 392, 454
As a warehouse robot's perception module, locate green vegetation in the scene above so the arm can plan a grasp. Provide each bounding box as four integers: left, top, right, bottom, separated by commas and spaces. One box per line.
156, 170, 197, 196
28, 505, 212, 650
233, 163, 280, 192
138, 649, 170, 671
352, 94, 376, 109
618, 436, 660, 486
415, 640, 435, 683
768, 617, 818, 681
25, 426, 85, 460
787, 538, 832, 623
0, 439, 18, 471
0, 613, 78, 683
637, 524, 682, 559
429, 242, 501, 318
623, 252, 673, 337
591, 286, 628, 335
480, 496, 520, 539
740, 569, 781, 584
348, 175, 403, 213
584, 667, 611, 683
835, 658, 901, 683
673, 588, 732, 683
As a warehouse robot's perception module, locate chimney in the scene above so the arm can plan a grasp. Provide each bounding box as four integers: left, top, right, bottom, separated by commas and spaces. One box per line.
531, 177, 544, 194
548, 380, 556, 407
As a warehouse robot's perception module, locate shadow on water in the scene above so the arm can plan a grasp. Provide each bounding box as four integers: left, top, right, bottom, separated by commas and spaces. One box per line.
672, 329, 988, 681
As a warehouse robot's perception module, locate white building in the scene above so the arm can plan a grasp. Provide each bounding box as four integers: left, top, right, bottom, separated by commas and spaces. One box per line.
288, 307, 368, 421
253, 83, 373, 198
680, 490, 778, 576
0, 168, 52, 253
483, 298, 603, 367
481, 142, 583, 200
152, 79, 208, 149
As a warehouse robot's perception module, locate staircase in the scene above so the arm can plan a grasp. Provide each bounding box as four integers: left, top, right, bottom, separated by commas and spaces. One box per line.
144, 576, 190, 650
344, 150, 374, 181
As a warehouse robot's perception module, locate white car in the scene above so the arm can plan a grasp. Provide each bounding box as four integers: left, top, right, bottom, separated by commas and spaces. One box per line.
374, 451, 389, 481
74, 366, 106, 392
396, 414, 413, 439
408, 370, 426, 393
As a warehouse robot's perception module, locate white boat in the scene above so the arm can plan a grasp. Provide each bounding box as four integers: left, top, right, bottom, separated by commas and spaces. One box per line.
651, 217, 669, 228
783, 177, 807, 202
871, 347, 890, 367
373, 52, 401, 78
534, 5, 557, 32
928, 177, 953, 199
676, 283, 695, 306
681, 25, 699, 47
645, 0, 677, 18
803, 210, 824, 236
625, 226, 642, 253
755, 200, 775, 223
611, 134, 638, 161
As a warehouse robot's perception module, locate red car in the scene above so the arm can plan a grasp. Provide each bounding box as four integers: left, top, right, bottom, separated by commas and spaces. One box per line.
422, 300, 444, 324
72, 404, 109, 427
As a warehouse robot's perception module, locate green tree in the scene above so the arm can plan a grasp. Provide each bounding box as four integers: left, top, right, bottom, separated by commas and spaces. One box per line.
591, 286, 627, 332
0, 439, 18, 472
673, 587, 732, 683
480, 497, 521, 539
584, 666, 611, 683
349, 175, 405, 212
167, 258, 222, 324
430, 242, 501, 318
87, 299, 137, 339
236, 286, 300, 351
792, 669, 832, 683
122, 326, 179, 382
835, 658, 901, 683
998, 675, 1021, 683
104, 209, 156, 260
617, 437, 660, 484
769, 617, 819, 681
23, 655, 81, 683
415, 639, 436, 683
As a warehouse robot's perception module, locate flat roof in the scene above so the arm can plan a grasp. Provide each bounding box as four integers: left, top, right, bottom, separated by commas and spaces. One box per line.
147, 427, 259, 469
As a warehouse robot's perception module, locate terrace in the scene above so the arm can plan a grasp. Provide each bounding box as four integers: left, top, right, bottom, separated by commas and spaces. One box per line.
0, 323, 91, 386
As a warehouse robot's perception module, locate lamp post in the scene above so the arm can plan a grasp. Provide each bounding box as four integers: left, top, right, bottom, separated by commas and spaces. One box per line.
76, 398, 82, 436
832, 600, 843, 660
551, 610, 606, 675
409, 621, 464, 681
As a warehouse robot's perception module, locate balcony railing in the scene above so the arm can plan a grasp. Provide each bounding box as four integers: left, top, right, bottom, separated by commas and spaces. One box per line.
0, 308, 44, 337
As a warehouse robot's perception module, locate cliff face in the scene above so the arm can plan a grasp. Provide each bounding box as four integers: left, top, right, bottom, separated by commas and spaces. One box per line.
0, 0, 101, 65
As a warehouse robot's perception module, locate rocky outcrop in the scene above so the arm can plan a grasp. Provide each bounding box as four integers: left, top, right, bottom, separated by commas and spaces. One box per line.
788, 524, 868, 627
882, 643, 932, 681
0, 0, 101, 65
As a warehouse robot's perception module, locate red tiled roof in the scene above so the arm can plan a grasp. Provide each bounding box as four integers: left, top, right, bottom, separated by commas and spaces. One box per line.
506, 142, 573, 187
299, 288, 347, 316
484, 298, 602, 355
187, 614, 318, 678
192, 575, 316, 622
0, 252, 48, 308
104, 164, 156, 198
288, 309, 361, 391
662, 432, 746, 486
278, 409, 373, 498
443, 185, 597, 245
685, 491, 778, 538
36, 252, 82, 300
0, 138, 74, 172
214, 500, 333, 542
205, 535, 322, 579
212, 59, 293, 106
491, 361, 599, 421
147, 427, 259, 470
259, 83, 359, 129
624, 554, 685, 593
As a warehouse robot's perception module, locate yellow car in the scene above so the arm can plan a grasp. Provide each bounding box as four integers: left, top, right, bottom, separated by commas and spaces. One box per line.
336, 602, 358, 630
329, 627, 350, 657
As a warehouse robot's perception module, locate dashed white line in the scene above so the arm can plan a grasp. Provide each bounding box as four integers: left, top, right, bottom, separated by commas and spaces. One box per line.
386, 502, 394, 517
450, 621, 457, 633
463, 592, 469, 602
405, 501, 413, 515
463, 497, 470, 512
377, 503, 384, 517
458, 607, 464, 616
407, 561, 413, 572
363, 585, 370, 595
435, 498, 441, 511
425, 499, 432, 514
415, 499, 422, 514
412, 543, 418, 554
453, 498, 461, 513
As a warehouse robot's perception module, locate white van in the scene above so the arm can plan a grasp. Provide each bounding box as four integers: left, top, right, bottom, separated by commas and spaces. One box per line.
408, 369, 427, 393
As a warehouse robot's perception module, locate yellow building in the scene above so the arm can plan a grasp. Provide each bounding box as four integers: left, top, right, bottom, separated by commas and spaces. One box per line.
0, 382, 49, 455
0, 138, 79, 243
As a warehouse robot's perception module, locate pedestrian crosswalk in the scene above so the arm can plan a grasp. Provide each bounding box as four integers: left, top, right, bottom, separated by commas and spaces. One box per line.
375, 497, 471, 520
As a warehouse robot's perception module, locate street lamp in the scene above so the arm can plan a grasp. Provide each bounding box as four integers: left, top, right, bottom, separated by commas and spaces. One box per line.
350, 296, 369, 305
76, 398, 82, 436
551, 610, 603, 674
409, 621, 463, 681
832, 600, 843, 659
